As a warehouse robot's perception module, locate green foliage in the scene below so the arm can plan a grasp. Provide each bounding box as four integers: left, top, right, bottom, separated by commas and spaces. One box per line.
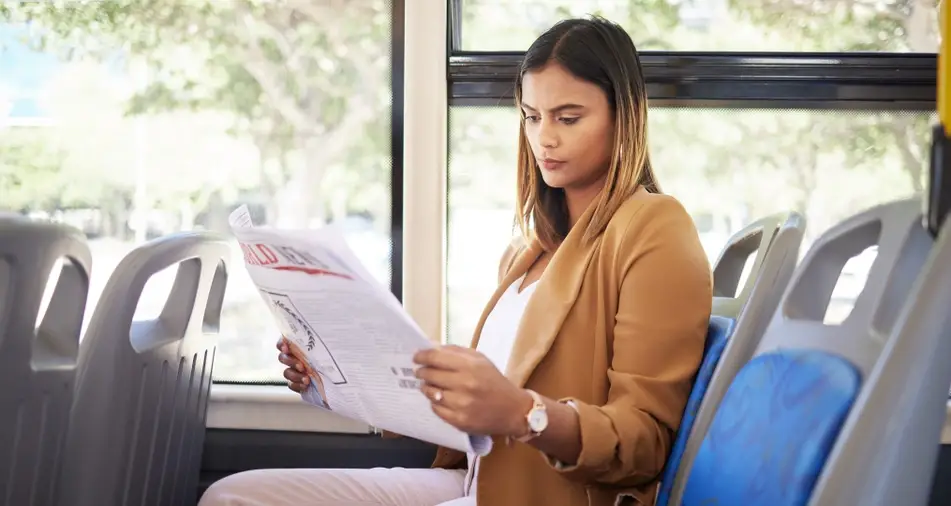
729, 0, 939, 52
1, 0, 392, 226
0, 127, 65, 211
0, 0, 939, 234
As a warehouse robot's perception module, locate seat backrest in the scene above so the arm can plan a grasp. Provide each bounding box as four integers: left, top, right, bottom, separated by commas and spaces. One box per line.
712, 212, 803, 318
0, 216, 91, 506
680, 198, 933, 506
658, 211, 806, 506
58, 232, 229, 506
806, 206, 951, 505
655, 316, 735, 506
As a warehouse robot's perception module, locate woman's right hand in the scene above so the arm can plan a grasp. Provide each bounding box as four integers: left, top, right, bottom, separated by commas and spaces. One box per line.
277, 336, 310, 393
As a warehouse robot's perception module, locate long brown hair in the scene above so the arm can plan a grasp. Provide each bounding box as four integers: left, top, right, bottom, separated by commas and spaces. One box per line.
514, 16, 660, 252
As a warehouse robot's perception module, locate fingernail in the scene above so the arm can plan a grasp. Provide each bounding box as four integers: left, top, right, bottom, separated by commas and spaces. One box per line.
296, 364, 304, 372
303, 377, 310, 384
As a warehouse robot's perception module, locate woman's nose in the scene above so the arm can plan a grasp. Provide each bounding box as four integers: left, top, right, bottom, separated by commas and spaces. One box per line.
538, 121, 559, 148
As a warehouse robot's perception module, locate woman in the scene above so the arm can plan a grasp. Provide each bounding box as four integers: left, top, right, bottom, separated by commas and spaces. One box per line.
200, 15, 712, 506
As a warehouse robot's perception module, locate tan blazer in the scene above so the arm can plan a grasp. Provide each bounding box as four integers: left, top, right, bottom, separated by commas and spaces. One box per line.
431, 188, 713, 506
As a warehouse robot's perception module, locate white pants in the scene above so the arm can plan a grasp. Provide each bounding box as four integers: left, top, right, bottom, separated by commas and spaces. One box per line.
198, 467, 472, 506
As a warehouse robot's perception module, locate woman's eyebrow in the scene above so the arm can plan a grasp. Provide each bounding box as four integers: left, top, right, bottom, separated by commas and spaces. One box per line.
521, 103, 586, 113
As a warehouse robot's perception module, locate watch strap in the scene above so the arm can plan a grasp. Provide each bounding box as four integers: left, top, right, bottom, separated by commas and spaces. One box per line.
514, 389, 546, 443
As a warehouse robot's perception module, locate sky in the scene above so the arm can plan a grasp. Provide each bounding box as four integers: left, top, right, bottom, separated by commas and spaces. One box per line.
0, 24, 58, 120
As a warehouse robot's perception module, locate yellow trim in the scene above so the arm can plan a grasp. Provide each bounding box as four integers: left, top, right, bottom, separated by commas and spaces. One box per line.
941, 0, 950, 134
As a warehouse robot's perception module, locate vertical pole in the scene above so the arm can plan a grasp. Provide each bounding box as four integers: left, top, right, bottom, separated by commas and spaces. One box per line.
403, 0, 448, 342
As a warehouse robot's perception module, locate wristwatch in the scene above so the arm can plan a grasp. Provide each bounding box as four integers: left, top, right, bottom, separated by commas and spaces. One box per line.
515, 389, 548, 442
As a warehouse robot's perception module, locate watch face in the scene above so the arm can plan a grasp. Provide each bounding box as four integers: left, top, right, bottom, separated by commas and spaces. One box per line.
528, 408, 548, 432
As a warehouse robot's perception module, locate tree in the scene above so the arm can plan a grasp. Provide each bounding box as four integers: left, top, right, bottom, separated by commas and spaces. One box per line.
731, 0, 939, 52
1, 0, 398, 380
2, 0, 393, 228
845, 111, 934, 194
0, 126, 66, 212
726, 0, 938, 199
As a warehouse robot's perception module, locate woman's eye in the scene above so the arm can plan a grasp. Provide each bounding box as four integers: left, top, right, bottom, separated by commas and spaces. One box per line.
560, 117, 579, 125
524, 115, 540, 123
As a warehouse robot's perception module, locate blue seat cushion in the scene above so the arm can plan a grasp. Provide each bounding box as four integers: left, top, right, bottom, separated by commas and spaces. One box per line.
681, 349, 861, 506
656, 315, 736, 506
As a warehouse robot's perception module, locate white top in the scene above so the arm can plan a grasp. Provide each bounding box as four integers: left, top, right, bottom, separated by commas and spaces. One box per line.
464, 275, 538, 498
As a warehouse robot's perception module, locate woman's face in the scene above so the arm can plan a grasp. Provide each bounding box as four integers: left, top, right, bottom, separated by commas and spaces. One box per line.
520, 62, 615, 193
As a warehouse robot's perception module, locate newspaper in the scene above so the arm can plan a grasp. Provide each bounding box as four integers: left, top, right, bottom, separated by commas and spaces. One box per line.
228, 206, 492, 456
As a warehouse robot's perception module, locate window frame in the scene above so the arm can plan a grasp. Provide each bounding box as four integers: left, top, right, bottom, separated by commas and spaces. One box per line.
449, 52, 936, 109
207, 0, 451, 433
444, 5, 939, 347
448, 0, 935, 108
448, 0, 941, 63
207, 0, 408, 390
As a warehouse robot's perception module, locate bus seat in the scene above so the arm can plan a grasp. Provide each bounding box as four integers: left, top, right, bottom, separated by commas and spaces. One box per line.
655, 316, 735, 506
711, 211, 804, 318
680, 198, 940, 506
806, 209, 951, 505
658, 211, 806, 506
57, 232, 229, 506
0, 216, 91, 506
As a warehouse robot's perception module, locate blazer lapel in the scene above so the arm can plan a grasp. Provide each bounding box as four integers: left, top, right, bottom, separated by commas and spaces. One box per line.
506, 220, 600, 388
468, 202, 602, 388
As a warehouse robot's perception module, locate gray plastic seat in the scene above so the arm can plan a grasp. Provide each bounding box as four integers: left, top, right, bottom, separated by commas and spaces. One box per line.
658, 211, 806, 506
57, 231, 230, 506
806, 205, 951, 505
711, 212, 805, 319
679, 197, 948, 506
0, 216, 92, 506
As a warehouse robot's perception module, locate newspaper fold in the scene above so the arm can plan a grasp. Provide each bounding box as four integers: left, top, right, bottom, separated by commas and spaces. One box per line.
228, 205, 492, 456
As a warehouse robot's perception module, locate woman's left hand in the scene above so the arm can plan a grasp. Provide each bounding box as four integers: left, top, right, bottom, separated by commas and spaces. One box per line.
413, 345, 531, 437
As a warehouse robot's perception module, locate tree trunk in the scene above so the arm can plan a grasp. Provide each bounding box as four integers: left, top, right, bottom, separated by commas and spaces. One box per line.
275, 135, 326, 228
